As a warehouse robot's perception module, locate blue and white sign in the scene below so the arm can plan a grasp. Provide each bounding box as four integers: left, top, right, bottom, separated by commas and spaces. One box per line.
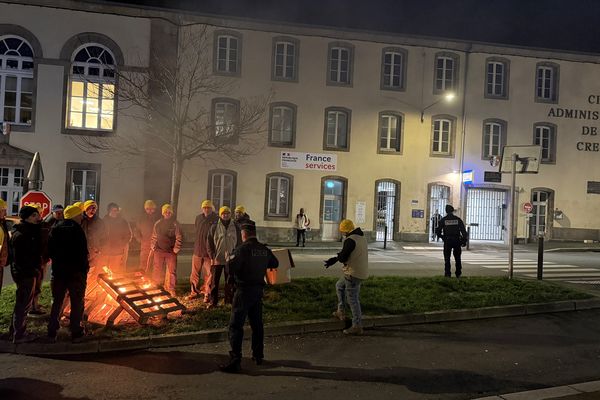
462, 170, 474, 185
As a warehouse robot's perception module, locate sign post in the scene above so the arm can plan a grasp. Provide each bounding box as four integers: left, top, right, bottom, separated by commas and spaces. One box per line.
500, 145, 542, 279
20, 190, 52, 219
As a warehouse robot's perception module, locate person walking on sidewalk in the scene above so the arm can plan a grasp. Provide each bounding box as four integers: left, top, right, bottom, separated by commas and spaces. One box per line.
294, 208, 310, 247
134, 200, 160, 273
189, 200, 218, 302
47, 205, 89, 343
435, 204, 468, 278
150, 204, 182, 297
0, 199, 10, 296
9, 206, 43, 343
207, 206, 241, 307
220, 223, 279, 373
324, 219, 369, 335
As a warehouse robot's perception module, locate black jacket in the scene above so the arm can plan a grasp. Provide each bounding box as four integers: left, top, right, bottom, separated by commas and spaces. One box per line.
48, 219, 89, 278
436, 213, 468, 241
228, 238, 278, 287
10, 221, 43, 279
193, 212, 218, 257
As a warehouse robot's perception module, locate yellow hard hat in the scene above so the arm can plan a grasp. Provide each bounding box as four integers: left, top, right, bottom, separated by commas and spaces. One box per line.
64, 205, 83, 219
339, 219, 355, 233
219, 206, 231, 216
83, 200, 97, 210
144, 199, 157, 208
161, 204, 173, 215
0, 198, 7, 210
201, 199, 214, 209
234, 205, 245, 214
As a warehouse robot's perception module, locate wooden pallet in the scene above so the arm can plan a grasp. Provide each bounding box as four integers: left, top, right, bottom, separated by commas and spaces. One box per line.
97, 271, 186, 326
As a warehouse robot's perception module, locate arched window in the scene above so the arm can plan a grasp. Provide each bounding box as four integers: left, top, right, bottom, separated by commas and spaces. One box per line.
0, 36, 34, 126
67, 44, 115, 131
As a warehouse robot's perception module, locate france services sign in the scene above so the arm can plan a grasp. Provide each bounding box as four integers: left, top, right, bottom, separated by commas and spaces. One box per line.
281, 152, 337, 171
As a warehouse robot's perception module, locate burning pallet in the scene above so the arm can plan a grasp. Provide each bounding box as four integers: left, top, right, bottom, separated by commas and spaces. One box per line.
94, 271, 186, 326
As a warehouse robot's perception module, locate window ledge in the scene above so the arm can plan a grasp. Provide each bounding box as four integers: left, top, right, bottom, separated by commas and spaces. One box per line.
62, 128, 115, 137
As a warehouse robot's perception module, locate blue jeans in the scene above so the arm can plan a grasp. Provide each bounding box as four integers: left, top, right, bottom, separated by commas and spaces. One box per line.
336, 275, 363, 326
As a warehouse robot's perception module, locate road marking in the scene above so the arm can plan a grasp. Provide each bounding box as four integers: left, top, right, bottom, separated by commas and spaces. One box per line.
523, 272, 600, 278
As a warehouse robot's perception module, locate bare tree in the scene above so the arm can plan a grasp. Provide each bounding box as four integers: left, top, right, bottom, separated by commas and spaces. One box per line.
71, 25, 271, 212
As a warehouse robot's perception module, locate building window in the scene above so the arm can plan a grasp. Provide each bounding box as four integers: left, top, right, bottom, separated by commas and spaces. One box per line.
272, 37, 298, 81
66, 44, 115, 132
327, 42, 353, 86
434, 53, 458, 93
266, 174, 292, 219
66, 162, 101, 204
0, 36, 34, 126
534, 123, 556, 163
485, 58, 509, 99
212, 99, 239, 138
208, 170, 236, 209
535, 63, 559, 103
431, 117, 455, 156
378, 112, 402, 153
324, 108, 350, 151
381, 47, 407, 91
214, 31, 242, 76
0, 166, 25, 215
482, 120, 507, 159
269, 102, 296, 147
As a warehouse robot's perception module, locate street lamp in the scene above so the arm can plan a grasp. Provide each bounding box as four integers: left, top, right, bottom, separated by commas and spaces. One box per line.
420, 92, 455, 123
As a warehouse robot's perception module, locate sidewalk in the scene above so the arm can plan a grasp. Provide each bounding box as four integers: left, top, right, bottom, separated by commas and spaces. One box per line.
474, 380, 600, 399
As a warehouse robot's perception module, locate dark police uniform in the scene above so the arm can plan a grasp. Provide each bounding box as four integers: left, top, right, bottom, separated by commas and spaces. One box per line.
435, 211, 468, 277
225, 236, 278, 369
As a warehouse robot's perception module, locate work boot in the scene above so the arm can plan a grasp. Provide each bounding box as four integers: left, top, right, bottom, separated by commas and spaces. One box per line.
332, 310, 345, 321
251, 356, 264, 365
220, 352, 242, 373
343, 325, 363, 335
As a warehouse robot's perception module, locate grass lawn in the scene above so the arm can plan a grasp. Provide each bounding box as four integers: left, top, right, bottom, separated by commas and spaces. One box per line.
0, 276, 592, 340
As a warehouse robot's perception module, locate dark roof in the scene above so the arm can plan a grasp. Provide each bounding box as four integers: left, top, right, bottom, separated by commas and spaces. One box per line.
96, 0, 600, 54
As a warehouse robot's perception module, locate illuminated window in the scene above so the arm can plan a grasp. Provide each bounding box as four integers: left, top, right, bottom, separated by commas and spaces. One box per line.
0, 36, 34, 126
67, 44, 115, 131
0, 166, 24, 215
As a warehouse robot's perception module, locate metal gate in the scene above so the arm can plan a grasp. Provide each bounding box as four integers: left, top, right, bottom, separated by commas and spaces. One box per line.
375, 180, 397, 241
466, 188, 506, 241
429, 184, 450, 241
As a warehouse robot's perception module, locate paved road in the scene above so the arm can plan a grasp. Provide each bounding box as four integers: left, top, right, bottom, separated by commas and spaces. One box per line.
2, 309, 600, 400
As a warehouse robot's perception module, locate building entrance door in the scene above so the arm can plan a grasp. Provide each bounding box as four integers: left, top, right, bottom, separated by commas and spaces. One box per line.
530, 190, 550, 239
429, 184, 450, 242
375, 180, 397, 241
321, 179, 344, 241
466, 188, 506, 241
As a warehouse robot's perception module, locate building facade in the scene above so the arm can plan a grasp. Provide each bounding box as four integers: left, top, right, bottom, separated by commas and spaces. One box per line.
1, 0, 599, 243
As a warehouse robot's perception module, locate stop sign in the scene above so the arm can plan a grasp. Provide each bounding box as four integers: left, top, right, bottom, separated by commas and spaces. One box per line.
523, 202, 533, 213
20, 190, 52, 219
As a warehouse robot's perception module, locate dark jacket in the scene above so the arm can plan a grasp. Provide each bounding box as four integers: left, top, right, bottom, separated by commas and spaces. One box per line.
103, 214, 132, 256
151, 218, 183, 254
81, 214, 107, 261
193, 212, 218, 257
10, 221, 43, 279
228, 237, 278, 287
0, 218, 10, 267
436, 213, 468, 241
48, 219, 89, 278
134, 211, 160, 246
234, 212, 253, 227
43, 214, 63, 228
337, 227, 364, 264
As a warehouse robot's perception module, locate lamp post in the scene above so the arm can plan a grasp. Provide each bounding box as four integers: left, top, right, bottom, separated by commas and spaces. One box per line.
420, 92, 455, 123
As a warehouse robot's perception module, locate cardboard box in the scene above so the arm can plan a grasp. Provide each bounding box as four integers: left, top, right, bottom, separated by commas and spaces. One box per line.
266, 248, 295, 284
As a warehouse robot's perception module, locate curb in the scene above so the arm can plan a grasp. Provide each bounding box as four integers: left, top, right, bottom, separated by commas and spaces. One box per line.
545, 247, 600, 253
2, 298, 600, 356
472, 379, 600, 400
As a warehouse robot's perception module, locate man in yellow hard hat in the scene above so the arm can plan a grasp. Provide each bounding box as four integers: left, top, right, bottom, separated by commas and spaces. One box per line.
189, 199, 218, 302
324, 219, 368, 335
134, 200, 160, 273
0, 199, 9, 295
80, 200, 107, 278
150, 204, 182, 297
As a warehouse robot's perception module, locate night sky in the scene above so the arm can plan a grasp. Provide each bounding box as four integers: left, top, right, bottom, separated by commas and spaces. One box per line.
95, 0, 600, 54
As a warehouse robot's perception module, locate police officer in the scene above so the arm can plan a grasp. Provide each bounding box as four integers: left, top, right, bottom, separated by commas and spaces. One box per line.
220, 223, 279, 373
436, 204, 468, 278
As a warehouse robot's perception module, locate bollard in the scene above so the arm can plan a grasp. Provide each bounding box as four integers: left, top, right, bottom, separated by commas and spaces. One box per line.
383, 225, 388, 249
537, 235, 544, 280
466, 226, 470, 251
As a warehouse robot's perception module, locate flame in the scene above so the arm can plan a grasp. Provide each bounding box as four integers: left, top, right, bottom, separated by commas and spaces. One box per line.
102, 266, 113, 280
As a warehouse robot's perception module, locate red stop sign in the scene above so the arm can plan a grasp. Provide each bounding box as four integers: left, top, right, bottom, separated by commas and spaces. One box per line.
523, 202, 533, 213
20, 190, 52, 219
